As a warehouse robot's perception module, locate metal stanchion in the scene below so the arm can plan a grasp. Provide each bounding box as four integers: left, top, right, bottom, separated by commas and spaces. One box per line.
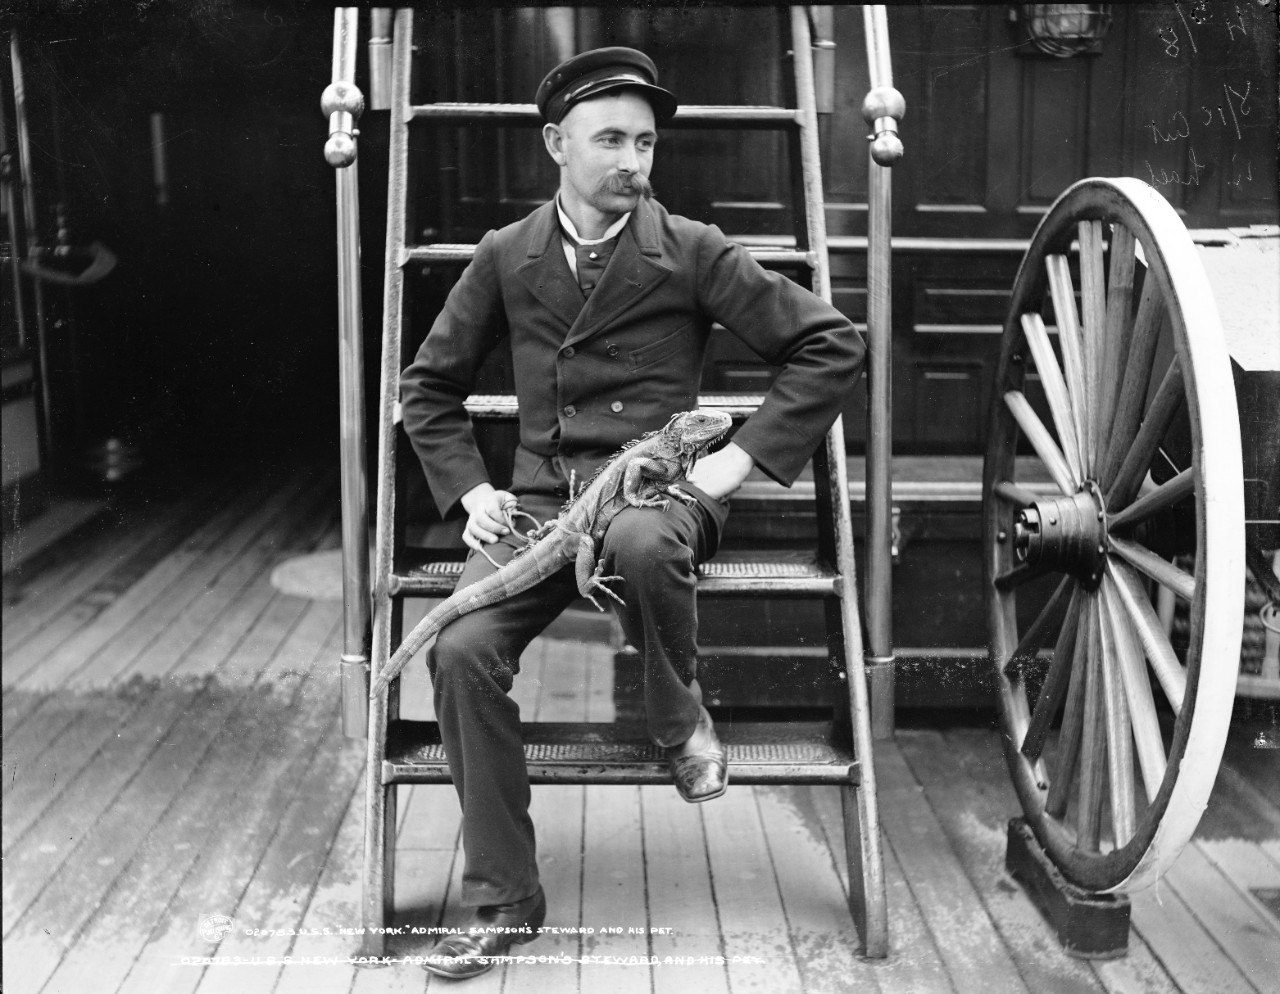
861, 5, 904, 739
324, 8, 372, 739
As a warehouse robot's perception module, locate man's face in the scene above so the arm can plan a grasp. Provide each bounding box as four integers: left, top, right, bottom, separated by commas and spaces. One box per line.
544, 90, 657, 220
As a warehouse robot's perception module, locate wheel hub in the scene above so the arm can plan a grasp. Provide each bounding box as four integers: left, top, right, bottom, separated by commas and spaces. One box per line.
1012, 481, 1108, 589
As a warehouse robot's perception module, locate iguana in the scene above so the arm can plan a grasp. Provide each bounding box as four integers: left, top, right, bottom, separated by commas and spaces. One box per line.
370, 408, 732, 698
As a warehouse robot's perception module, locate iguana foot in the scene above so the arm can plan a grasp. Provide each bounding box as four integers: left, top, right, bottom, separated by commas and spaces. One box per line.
665, 485, 700, 507
584, 560, 626, 610
626, 493, 671, 510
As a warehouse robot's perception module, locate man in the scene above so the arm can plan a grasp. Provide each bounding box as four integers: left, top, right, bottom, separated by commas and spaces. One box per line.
399, 47, 865, 979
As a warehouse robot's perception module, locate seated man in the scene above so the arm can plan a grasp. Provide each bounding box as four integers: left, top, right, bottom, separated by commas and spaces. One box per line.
399, 46, 866, 980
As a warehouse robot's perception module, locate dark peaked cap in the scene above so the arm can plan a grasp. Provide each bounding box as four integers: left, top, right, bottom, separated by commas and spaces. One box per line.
536, 47, 678, 125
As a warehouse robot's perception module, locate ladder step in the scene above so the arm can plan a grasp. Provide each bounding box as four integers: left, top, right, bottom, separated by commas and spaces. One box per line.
383, 719, 859, 786
409, 102, 801, 128
391, 394, 765, 425
404, 244, 814, 268
391, 549, 838, 598
465, 393, 764, 420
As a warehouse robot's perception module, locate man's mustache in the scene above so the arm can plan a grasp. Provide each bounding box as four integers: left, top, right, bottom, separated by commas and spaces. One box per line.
599, 172, 653, 200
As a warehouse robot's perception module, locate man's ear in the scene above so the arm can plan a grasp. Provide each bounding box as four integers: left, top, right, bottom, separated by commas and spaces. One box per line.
543, 123, 567, 166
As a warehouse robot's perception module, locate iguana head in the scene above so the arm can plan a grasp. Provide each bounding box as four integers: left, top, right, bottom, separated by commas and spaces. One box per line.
663, 408, 733, 465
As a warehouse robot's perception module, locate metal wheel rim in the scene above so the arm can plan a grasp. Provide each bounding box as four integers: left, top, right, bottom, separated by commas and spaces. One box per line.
983, 177, 1245, 893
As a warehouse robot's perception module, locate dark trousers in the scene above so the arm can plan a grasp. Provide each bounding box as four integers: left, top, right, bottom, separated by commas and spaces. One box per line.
426, 485, 729, 907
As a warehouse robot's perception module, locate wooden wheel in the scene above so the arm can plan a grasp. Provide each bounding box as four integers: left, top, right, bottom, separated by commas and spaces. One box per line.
983, 177, 1245, 893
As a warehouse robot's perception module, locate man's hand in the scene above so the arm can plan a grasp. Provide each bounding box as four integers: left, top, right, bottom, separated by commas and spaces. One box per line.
686, 441, 754, 501
459, 483, 517, 552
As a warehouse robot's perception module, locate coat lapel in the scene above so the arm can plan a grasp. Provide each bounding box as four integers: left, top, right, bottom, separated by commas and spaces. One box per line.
563, 201, 672, 349
514, 202, 585, 330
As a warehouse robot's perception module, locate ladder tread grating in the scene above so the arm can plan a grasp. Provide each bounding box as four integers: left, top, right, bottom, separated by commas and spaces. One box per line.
383, 719, 860, 785
392, 549, 839, 598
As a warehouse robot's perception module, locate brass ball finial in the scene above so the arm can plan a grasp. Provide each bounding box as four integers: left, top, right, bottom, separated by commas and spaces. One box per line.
325, 132, 357, 168
861, 86, 905, 167
860, 86, 905, 125
321, 81, 365, 118
871, 133, 904, 166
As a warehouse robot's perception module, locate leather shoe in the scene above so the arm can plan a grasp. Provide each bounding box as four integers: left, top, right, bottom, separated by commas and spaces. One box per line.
666, 706, 727, 803
422, 885, 547, 979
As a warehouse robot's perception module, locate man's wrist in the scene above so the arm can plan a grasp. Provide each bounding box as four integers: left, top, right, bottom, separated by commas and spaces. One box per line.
460, 482, 496, 516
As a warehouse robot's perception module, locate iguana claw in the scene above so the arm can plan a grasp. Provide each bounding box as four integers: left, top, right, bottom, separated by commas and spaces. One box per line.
585, 558, 626, 611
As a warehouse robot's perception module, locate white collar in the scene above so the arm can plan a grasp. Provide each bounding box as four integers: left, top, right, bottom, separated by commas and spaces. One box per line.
556, 196, 630, 246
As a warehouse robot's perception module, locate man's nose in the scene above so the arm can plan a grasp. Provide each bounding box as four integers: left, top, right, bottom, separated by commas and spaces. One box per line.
616, 142, 640, 173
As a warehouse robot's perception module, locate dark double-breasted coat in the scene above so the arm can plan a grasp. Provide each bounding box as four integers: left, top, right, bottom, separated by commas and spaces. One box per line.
400, 197, 866, 515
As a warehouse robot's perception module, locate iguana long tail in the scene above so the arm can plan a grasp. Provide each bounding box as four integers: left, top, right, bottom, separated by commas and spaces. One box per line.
369, 538, 571, 698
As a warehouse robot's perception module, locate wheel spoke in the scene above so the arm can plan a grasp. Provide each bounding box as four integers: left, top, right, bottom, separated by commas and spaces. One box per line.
1076, 595, 1107, 851
1021, 585, 1080, 761
1045, 254, 1090, 474
1021, 313, 1084, 483
1107, 358, 1184, 509
1101, 574, 1167, 804
1078, 221, 1106, 474
1108, 467, 1195, 532
1108, 559, 1187, 714
994, 479, 1041, 508
995, 558, 1055, 592
1004, 390, 1077, 495
1047, 591, 1091, 818
1100, 284, 1169, 489
1095, 225, 1137, 463
1007, 575, 1074, 675
1111, 536, 1195, 601
1098, 580, 1136, 848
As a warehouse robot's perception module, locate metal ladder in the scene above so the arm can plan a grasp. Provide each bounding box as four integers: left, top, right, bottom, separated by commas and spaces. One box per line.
360, 5, 889, 959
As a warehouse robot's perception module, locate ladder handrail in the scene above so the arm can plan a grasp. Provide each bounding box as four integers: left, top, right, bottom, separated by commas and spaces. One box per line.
860, 5, 904, 740
324, 8, 373, 739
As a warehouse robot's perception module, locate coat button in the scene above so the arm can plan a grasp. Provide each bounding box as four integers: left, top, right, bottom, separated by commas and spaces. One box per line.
563, 346, 575, 359
610, 401, 624, 413
606, 344, 620, 358
564, 405, 576, 418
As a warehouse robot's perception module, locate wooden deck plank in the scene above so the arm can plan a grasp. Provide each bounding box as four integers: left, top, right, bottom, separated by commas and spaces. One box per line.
190, 713, 364, 994
1162, 841, 1280, 991
501, 636, 588, 994
641, 783, 731, 994
31, 631, 345, 994
926, 728, 1184, 994
64, 468, 324, 690
1, 679, 161, 845
808, 782, 955, 994
4, 502, 338, 846
1, 590, 316, 864
1130, 879, 1259, 994
1, 603, 340, 992
499, 784, 586, 994
580, 784, 651, 994
701, 784, 806, 994
119, 472, 336, 683
875, 737, 1031, 994
1196, 838, 1280, 914
754, 783, 882, 994
110, 623, 345, 994
268, 781, 368, 994
3, 590, 325, 925
897, 729, 1106, 994
4, 468, 296, 690
0, 472, 230, 655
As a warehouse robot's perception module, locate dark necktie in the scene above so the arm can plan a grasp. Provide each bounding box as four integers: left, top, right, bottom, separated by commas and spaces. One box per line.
573, 238, 617, 298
